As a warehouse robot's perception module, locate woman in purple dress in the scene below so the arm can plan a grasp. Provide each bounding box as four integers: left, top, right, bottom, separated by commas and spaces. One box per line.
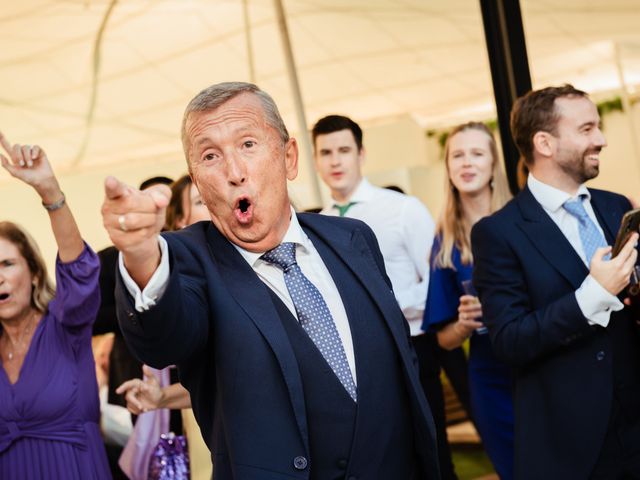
0, 133, 111, 479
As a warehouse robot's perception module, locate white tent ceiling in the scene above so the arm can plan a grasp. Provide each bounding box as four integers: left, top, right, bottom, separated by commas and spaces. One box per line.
2, 0, 640, 176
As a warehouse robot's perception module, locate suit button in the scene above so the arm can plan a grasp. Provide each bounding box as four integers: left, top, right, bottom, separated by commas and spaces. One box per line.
596, 351, 605, 361
293, 456, 307, 470
337, 459, 348, 468
127, 312, 134, 318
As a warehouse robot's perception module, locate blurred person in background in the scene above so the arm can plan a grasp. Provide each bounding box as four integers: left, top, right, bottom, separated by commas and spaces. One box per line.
93, 332, 131, 479
0, 133, 110, 478
423, 122, 514, 479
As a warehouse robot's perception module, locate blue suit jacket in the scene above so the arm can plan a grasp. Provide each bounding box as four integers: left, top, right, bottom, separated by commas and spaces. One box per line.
116, 212, 438, 479
471, 187, 640, 479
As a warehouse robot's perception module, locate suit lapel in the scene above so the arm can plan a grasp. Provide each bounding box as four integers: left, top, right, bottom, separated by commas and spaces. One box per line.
515, 187, 588, 290
299, 215, 414, 372
300, 214, 435, 452
203, 226, 309, 453
589, 189, 620, 245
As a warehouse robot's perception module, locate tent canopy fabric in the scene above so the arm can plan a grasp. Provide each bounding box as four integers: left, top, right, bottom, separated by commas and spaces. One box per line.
2, 0, 640, 175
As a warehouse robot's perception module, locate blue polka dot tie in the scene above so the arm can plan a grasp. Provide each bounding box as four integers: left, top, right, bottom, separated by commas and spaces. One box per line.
261, 242, 357, 402
563, 195, 609, 264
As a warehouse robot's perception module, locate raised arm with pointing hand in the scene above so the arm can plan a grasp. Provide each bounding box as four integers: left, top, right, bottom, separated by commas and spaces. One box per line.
101, 176, 170, 288
0, 131, 112, 477
0, 131, 83, 262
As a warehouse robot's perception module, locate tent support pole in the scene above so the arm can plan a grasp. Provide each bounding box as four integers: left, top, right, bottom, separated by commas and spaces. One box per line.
480, 0, 532, 194
273, 0, 322, 208
242, 0, 256, 83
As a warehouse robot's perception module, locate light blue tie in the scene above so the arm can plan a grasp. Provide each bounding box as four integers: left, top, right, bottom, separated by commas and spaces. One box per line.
563, 195, 609, 264
261, 242, 357, 401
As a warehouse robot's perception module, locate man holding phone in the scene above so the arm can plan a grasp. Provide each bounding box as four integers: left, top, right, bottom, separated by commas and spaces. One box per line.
471, 85, 640, 479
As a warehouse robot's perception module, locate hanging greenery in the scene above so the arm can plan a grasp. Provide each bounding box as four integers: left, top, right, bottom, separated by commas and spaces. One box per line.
425, 94, 636, 153
597, 97, 623, 118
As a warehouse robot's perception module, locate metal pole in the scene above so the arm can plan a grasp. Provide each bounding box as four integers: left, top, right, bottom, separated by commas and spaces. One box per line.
272, 0, 322, 207
242, 0, 256, 83
613, 42, 640, 171
480, 0, 532, 195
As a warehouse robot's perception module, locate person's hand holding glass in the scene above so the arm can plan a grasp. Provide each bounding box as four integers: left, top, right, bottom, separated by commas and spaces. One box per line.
456, 279, 487, 337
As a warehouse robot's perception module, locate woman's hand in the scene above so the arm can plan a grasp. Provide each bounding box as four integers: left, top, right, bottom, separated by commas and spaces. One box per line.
0, 132, 62, 204
116, 365, 164, 414
454, 294, 484, 338
437, 294, 486, 350
0, 131, 84, 261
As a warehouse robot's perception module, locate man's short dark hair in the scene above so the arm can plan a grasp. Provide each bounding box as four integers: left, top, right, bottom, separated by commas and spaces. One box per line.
311, 115, 363, 151
139, 176, 174, 191
510, 84, 588, 165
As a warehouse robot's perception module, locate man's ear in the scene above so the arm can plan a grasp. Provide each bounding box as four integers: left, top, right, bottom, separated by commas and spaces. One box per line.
532, 131, 554, 159
358, 145, 366, 167
284, 138, 299, 181
188, 170, 198, 193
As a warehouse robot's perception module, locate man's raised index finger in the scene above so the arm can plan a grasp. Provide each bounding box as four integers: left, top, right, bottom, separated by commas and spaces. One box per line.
0, 131, 12, 156
104, 176, 130, 201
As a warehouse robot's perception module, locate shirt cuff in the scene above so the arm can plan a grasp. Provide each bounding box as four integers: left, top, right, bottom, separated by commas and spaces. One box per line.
118, 236, 170, 312
575, 274, 623, 327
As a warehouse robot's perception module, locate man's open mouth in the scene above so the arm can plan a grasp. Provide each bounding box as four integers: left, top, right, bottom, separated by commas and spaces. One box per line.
234, 196, 254, 224
0, 293, 9, 302
238, 198, 250, 213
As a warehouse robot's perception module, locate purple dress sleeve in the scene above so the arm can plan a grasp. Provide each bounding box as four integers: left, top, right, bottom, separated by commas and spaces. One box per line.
0, 241, 111, 480
47, 243, 101, 331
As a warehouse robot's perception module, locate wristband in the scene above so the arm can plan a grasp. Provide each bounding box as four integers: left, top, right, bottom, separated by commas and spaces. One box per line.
42, 193, 66, 211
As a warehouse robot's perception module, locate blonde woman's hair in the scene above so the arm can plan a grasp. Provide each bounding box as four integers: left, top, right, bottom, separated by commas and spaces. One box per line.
0, 222, 55, 312
435, 122, 512, 269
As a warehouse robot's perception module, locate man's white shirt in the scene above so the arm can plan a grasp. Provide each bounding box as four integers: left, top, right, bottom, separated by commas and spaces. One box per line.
321, 178, 435, 335
527, 173, 623, 327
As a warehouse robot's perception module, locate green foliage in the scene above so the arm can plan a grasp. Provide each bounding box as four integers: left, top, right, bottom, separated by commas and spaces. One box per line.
597, 97, 623, 118
425, 95, 634, 153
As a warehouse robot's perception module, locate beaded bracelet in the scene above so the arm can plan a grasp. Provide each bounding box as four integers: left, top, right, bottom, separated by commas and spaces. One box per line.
42, 193, 66, 211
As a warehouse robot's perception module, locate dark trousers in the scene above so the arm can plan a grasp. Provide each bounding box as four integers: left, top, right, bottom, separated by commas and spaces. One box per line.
412, 332, 458, 480
439, 346, 473, 422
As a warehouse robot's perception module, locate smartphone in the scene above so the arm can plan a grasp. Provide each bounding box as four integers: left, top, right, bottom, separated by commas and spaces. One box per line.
612, 208, 640, 258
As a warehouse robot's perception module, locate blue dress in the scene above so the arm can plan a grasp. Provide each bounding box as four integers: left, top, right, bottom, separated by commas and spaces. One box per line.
423, 235, 514, 480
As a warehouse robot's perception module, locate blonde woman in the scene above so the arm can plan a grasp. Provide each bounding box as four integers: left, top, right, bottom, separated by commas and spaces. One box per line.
422, 122, 514, 479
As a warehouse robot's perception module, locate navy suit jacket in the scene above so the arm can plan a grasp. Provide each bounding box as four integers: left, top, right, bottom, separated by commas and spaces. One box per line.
116, 212, 438, 479
471, 186, 640, 479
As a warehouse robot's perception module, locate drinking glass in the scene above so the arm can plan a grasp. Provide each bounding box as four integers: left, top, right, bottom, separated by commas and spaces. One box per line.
461, 279, 488, 335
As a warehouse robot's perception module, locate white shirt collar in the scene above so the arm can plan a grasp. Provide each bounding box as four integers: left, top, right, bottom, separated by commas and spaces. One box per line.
232, 206, 310, 268
348, 177, 375, 203
324, 177, 375, 210
527, 173, 591, 213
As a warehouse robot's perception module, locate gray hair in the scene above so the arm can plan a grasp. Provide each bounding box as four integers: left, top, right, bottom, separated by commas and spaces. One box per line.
181, 82, 290, 163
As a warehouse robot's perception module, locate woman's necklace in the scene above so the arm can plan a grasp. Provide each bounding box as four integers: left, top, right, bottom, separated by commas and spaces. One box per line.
4, 311, 38, 361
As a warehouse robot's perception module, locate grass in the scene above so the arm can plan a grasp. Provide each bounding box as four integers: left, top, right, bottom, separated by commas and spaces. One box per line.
451, 445, 496, 480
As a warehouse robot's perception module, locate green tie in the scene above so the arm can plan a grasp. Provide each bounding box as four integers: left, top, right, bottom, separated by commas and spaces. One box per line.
335, 202, 356, 217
